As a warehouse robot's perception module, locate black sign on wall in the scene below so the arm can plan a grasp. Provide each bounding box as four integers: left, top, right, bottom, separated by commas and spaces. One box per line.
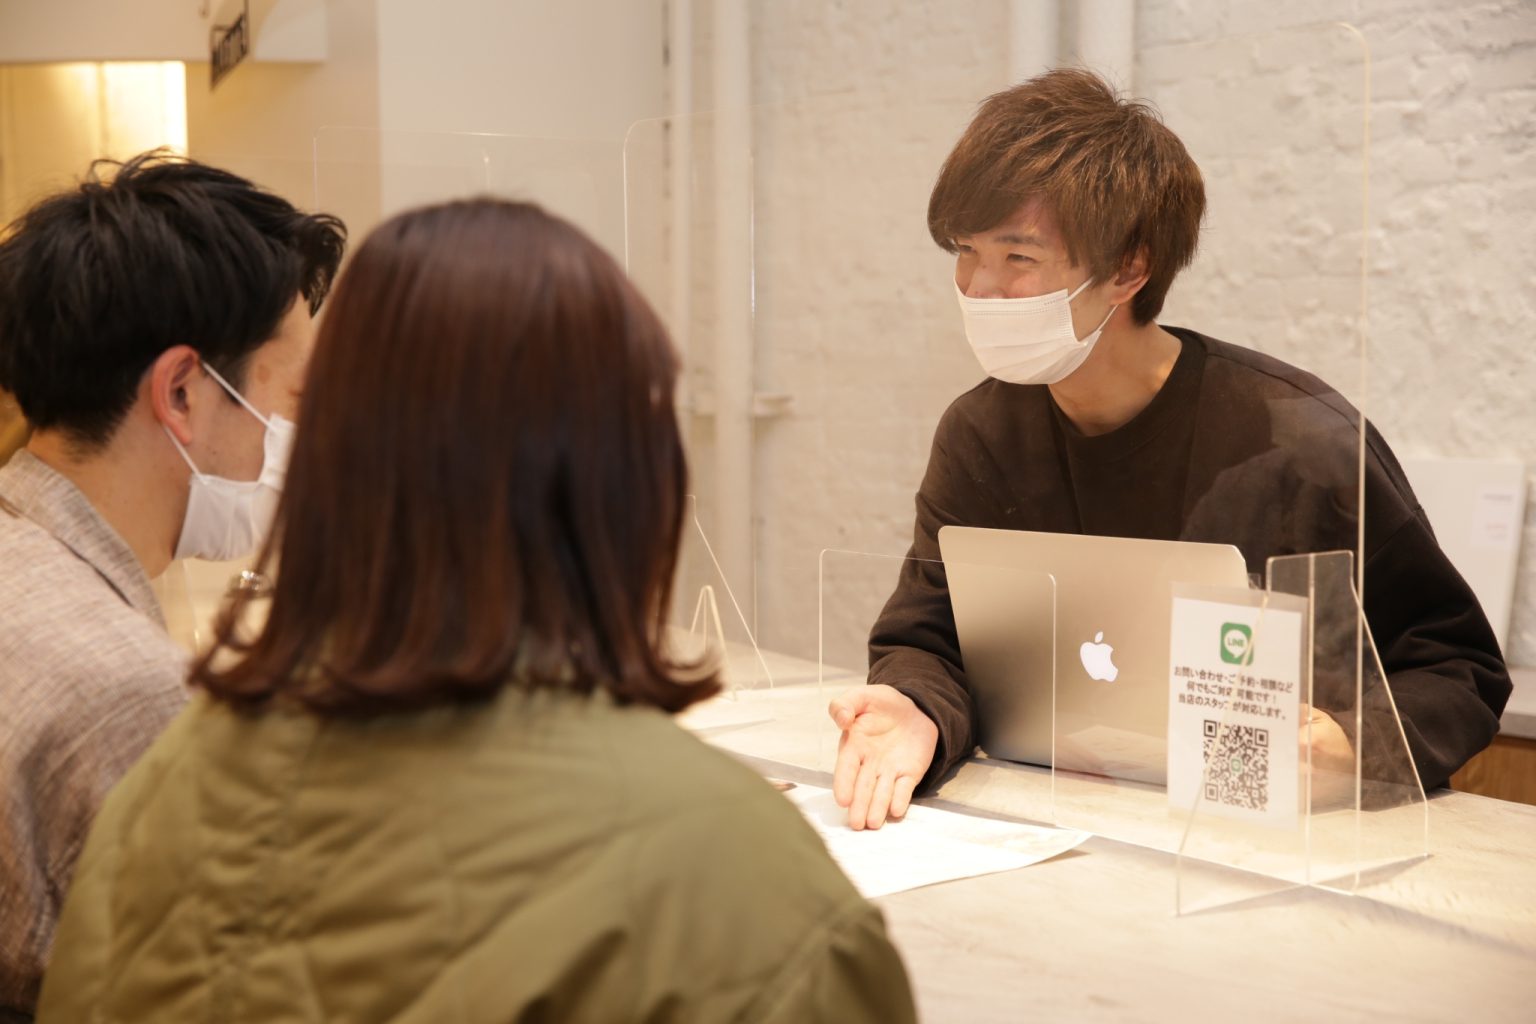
210, 1, 251, 88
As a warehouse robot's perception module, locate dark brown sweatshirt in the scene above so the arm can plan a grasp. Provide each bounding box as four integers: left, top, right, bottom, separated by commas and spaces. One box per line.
869, 328, 1511, 792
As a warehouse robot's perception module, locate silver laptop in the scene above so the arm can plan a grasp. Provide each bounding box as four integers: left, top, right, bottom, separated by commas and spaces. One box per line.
937, 525, 1249, 784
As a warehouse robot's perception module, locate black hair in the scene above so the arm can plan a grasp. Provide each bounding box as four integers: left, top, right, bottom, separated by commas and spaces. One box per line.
0, 150, 346, 448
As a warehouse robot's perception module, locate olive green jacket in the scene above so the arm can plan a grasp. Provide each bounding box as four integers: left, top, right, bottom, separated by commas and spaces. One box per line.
37, 687, 916, 1023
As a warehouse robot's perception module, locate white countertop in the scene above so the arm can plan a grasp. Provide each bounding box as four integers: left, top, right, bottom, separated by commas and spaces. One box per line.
683, 647, 1536, 1023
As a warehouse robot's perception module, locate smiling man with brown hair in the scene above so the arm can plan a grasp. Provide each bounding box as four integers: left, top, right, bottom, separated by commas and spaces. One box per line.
828, 68, 1511, 830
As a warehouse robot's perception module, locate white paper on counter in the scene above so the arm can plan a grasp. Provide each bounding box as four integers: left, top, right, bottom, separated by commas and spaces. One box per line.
783, 785, 1088, 899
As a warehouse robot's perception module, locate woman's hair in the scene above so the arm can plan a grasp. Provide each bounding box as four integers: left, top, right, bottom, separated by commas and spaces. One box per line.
192, 199, 718, 714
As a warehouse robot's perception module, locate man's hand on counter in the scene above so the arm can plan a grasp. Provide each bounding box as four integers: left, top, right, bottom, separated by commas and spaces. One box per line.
829, 684, 939, 831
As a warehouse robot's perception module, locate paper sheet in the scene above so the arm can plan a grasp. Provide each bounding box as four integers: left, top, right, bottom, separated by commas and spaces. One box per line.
783, 785, 1088, 899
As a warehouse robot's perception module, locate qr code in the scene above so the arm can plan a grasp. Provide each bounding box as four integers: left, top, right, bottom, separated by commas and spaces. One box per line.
1201, 719, 1270, 811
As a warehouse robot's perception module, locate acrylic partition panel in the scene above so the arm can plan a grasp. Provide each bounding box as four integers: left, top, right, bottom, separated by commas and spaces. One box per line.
811, 549, 1057, 788
1051, 22, 1375, 866
623, 27, 1387, 867
315, 128, 782, 700
1264, 552, 1428, 885
313, 127, 626, 265
623, 97, 985, 677
1157, 25, 1430, 913
669, 495, 778, 698
1363, 0, 1534, 683
1173, 551, 1427, 915
192, 150, 342, 224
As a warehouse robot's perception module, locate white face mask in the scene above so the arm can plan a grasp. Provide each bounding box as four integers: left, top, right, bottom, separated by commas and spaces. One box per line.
955, 278, 1117, 385
163, 363, 296, 562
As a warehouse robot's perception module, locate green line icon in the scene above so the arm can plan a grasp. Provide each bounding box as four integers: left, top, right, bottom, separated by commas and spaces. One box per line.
1220, 622, 1253, 665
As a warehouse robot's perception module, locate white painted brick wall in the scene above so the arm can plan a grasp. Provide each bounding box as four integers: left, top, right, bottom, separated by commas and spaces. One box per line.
661, 0, 1536, 670
1140, 0, 1536, 666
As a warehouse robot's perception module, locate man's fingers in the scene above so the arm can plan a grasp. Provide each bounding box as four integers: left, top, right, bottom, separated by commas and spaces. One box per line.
864, 772, 898, 830
888, 774, 919, 821
847, 761, 878, 831
832, 743, 861, 807
828, 691, 864, 731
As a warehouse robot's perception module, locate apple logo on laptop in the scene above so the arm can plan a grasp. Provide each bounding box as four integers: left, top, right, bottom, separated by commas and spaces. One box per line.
1079, 631, 1119, 682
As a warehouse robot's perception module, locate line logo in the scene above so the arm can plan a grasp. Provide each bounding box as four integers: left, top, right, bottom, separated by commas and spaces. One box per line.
1220, 622, 1253, 665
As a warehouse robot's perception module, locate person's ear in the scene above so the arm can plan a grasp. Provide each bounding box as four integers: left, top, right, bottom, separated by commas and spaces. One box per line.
1105, 247, 1152, 305
147, 346, 202, 446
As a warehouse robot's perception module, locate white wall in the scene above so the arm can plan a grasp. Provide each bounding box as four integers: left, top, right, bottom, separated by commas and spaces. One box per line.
356, 0, 666, 257
185, 0, 666, 246
375, 0, 665, 139
178, 0, 667, 640
661, 1, 1536, 668
185, 0, 381, 214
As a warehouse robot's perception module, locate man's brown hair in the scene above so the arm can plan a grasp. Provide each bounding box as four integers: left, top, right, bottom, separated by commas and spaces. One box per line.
193, 199, 717, 714
928, 68, 1204, 323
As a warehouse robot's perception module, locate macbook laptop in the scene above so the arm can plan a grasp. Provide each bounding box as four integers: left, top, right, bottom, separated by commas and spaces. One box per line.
937, 525, 1249, 784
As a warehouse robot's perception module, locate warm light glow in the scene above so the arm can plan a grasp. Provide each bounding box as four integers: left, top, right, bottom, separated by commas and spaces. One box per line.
160, 62, 188, 155
0, 60, 191, 227
98, 61, 188, 158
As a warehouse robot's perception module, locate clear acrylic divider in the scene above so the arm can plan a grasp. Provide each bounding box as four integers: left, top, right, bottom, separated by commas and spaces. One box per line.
1170, 578, 1320, 911
1048, 21, 1377, 869
1046, 544, 1255, 855
1143, 21, 1373, 410
621, 99, 983, 709
668, 495, 779, 700
819, 548, 1057, 807
687, 546, 1059, 792
622, 107, 761, 666
668, 510, 825, 773
620, 34, 1406, 897
148, 559, 201, 654
817, 549, 916, 694
187, 150, 333, 218
666, 495, 839, 777
1174, 552, 1428, 914
313, 127, 626, 262
149, 555, 261, 655
1269, 552, 1427, 886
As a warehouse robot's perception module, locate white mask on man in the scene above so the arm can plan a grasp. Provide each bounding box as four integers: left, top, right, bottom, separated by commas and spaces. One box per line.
955, 278, 1116, 385
163, 363, 296, 562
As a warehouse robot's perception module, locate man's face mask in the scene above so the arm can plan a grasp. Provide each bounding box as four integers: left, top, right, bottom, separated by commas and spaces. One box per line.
163, 363, 295, 562
955, 278, 1116, 385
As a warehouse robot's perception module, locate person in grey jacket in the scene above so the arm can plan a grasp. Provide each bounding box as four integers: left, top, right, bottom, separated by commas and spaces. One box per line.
0, 152, 343, 1020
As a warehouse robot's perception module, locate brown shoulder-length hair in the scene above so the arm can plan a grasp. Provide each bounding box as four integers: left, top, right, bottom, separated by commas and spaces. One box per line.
927, 68, 1205, 324
192, 199, 719, 714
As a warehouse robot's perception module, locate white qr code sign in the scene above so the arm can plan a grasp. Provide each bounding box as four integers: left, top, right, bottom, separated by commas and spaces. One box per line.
1168, 584, 1307, 829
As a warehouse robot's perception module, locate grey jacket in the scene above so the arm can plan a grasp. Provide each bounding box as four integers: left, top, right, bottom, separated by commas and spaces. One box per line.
0, 451, 188, 1019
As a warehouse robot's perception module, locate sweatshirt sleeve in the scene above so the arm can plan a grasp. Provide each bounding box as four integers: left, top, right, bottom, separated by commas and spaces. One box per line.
867, 406, 1001, 792
1359, 511, 1511, 789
